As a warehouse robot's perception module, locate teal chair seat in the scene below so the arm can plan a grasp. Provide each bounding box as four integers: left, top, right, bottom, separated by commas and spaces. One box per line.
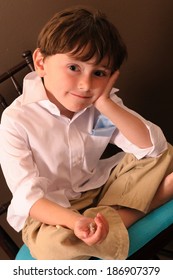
16, 200, 173, 260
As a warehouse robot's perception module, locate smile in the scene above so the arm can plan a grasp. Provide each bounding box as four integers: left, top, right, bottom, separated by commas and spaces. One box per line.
70, 92, 91, 99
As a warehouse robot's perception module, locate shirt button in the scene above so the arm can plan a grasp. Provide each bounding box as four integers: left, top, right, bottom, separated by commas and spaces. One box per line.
77, 157, 82, 163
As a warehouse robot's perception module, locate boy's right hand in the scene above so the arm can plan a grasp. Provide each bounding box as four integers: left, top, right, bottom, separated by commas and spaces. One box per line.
74, 213, 109, 246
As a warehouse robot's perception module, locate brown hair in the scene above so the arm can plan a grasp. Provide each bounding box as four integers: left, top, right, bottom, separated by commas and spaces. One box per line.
37, 6, 127, 72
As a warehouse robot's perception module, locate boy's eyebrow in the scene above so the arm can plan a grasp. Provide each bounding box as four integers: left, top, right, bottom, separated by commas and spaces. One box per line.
100, 65, 111, 70
85, 61, 111, 70
95, 65, 112, 73
86, 58, 112, 70
66, 55, 112, 70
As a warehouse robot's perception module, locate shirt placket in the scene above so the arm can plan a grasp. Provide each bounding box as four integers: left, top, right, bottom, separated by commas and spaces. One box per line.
67, 122, 84, 188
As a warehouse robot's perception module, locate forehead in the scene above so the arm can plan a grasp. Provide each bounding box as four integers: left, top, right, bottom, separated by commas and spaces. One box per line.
66, 42, 112, 68
67, 46, 110, 67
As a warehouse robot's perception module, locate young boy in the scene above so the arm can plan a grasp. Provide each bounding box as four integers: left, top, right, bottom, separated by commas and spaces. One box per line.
1, 6, 173, 260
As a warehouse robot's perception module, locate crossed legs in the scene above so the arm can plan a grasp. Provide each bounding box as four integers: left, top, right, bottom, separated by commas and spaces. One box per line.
117, 172, 173, 228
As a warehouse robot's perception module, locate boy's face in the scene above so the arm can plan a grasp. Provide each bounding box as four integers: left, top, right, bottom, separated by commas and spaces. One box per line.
34, 50, 112, 118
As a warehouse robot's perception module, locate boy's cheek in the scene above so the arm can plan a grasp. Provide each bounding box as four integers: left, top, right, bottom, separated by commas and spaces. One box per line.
92, 93, 101, 102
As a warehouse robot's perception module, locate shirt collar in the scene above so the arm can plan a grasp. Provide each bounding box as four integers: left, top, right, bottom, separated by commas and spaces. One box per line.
21, 71, 48, 105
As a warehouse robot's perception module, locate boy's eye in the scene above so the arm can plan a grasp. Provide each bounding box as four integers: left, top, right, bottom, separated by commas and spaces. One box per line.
94, 70, 106, 77
68, 65, 79, 71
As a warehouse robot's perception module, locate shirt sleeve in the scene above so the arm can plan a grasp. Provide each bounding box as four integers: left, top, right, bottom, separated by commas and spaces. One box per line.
109, 92, 168, 159
0, 113, 47, 232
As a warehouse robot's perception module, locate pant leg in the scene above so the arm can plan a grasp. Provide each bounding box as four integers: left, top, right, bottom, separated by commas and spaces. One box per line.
22, 206, 129, 260
98, 143, 173, 213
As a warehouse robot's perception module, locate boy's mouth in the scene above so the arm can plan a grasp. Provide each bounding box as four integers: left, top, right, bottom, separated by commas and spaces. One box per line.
70, 92, 91, 99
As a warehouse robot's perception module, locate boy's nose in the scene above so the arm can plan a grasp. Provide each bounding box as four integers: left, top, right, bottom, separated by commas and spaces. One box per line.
78, 75, 91, 92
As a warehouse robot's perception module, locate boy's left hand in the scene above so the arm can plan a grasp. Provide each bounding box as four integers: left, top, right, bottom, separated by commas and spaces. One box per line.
94, 70, 119, 110
74, 212, 109, 246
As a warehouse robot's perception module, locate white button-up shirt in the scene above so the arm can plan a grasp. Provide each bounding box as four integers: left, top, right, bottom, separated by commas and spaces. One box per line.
0, 72, 167, 231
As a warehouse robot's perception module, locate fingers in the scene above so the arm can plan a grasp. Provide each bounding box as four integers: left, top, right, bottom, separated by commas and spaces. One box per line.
74, 214, 109, 246
104, 70, 120, 95
94, 213, 109, 239
82, 213, 109, 245
95, 212, 108, 227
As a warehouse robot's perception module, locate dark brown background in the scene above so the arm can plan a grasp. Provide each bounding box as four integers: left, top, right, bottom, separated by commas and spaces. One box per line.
0, 0, 173, 259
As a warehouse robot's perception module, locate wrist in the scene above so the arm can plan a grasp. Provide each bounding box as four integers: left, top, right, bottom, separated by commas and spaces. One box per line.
66, 211, 83, 230
95, 97, 113, 114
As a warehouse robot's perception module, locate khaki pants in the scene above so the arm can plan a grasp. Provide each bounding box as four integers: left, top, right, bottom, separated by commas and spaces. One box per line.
22, 144, 173, 260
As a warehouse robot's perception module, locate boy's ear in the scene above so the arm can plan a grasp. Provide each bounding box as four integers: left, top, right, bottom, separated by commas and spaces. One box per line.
33, 48, 46, 77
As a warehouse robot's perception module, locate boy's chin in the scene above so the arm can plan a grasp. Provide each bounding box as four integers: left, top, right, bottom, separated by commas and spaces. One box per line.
67, 105, 90, 113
